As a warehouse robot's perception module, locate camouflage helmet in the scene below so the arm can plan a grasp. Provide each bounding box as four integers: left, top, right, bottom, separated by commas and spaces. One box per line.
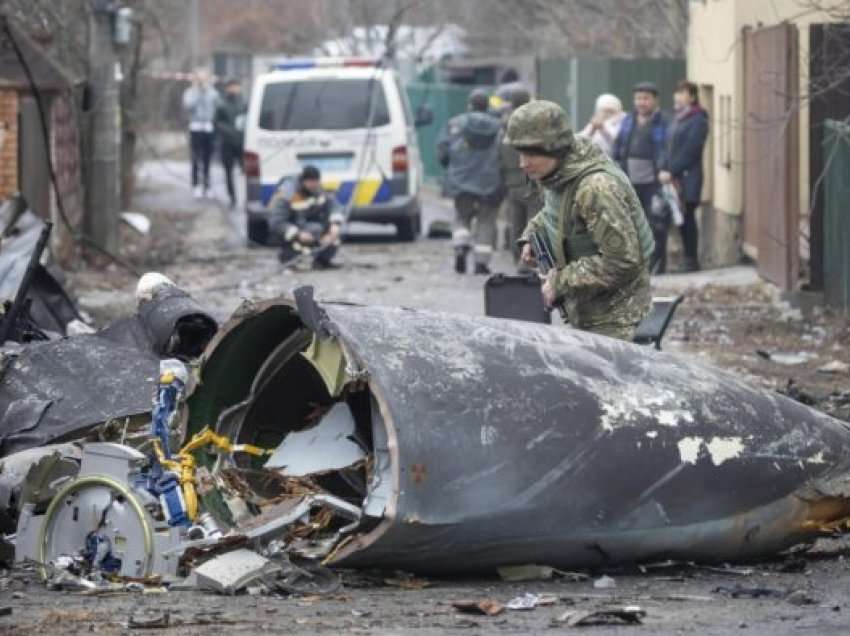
504, 100, 574, 153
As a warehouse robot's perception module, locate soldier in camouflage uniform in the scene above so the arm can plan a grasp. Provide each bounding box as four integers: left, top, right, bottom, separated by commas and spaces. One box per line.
504, 100, 654, 341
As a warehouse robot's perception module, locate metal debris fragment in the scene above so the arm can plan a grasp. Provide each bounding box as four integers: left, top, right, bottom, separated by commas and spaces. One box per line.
505, 592, 558, 610
193, 548, 280, 595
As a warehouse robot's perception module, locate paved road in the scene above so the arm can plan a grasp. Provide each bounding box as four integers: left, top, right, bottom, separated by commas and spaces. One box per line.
117, 159, 516, 323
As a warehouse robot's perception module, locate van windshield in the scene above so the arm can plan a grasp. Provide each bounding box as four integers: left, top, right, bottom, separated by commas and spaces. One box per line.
259, 78, 391, 131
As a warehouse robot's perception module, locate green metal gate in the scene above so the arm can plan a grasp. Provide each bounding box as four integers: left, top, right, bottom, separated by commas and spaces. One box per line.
822, 119, 850, 311
406, 83, 476, 182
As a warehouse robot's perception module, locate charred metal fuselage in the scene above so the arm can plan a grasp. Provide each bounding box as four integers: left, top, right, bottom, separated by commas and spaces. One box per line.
188, 293, 850, 574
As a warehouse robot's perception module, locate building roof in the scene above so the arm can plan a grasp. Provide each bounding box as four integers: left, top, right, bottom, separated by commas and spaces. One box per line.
0, 15, 78, 91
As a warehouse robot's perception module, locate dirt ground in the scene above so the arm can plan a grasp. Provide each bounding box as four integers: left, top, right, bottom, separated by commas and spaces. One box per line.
4, 541, 850, 635
4, 161, 849, 635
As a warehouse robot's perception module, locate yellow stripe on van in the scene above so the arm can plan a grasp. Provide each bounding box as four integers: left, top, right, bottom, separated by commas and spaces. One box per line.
352, 179, 381, 206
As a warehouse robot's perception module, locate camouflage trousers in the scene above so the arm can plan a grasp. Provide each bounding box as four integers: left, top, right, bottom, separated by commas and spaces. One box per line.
453, 193, 499, 265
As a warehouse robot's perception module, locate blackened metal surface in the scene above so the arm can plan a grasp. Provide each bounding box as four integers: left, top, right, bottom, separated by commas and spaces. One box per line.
0, 202, 80, 336
0, 334, 158, 457
317, 303, 850, 573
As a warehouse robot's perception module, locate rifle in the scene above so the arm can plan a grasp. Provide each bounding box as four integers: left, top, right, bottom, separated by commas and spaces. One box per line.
529, 231, 568, 322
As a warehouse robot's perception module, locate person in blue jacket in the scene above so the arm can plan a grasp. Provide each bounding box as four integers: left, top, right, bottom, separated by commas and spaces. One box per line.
659, 80, 709, 272
436, 90, 504, 275
613, 82, 669, 273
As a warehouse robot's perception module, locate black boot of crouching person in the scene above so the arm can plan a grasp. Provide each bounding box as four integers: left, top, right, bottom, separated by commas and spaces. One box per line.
312, 242, 341, 270
454, 246, 470, 274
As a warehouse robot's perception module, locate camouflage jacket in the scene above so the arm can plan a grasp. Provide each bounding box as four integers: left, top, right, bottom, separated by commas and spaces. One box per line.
521, 137, 652, 339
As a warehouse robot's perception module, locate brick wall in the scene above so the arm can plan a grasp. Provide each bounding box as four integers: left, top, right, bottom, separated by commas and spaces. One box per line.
0, 89, 18, 200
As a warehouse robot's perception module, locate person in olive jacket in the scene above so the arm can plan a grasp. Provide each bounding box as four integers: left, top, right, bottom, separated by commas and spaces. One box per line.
658, 80, 709, 272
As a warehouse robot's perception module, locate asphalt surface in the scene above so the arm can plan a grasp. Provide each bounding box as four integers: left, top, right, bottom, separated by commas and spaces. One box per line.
13, 159, 850, 635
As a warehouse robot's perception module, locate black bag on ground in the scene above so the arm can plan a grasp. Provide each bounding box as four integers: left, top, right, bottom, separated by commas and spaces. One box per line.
484, 273, 550, 324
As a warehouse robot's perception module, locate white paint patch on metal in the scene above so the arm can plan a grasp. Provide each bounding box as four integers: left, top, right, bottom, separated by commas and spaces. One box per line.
677, 436, 745, 466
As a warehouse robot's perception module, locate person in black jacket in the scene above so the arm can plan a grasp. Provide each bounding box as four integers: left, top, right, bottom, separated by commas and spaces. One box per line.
214, 79, 247, 208
659, 80, 709, 272
612, 82, 669, 273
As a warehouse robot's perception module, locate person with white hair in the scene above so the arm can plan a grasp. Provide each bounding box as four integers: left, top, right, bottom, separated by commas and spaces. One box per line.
578, 94, 625, 157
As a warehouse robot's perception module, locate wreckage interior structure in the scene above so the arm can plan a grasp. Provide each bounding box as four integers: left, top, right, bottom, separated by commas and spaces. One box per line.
186, 299, 390, 565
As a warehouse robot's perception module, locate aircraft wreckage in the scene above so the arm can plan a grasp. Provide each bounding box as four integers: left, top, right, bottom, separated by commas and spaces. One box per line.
11, 286, 850, 580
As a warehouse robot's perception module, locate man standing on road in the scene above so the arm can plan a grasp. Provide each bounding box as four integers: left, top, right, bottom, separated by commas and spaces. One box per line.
215, 78, 247, 209
436, 89, 504, 275
506, 100, 654, 341
613, 82, 668, 273
268, 165, 345, 269
182, 68, 220, 200
499, 88, 543, 268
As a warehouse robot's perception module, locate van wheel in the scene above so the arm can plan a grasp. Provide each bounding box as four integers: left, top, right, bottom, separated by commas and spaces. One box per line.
396, 215, 419, 242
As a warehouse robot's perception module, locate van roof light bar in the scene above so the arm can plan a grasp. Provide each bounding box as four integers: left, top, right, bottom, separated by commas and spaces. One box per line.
274, 57, 381, 71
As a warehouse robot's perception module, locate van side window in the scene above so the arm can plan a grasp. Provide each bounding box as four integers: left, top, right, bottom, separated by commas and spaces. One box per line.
260, 79, 390, 130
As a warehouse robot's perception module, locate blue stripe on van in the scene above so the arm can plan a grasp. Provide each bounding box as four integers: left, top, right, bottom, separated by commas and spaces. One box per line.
336, 181, 356, 205
373, 179, 392, 203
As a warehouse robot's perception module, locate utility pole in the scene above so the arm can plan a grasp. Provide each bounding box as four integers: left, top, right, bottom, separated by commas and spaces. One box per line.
189, 0, 200, 68
86, 0, 120, 254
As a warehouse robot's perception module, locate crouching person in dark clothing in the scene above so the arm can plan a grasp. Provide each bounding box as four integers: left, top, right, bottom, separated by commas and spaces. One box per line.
268, 165, 344, 269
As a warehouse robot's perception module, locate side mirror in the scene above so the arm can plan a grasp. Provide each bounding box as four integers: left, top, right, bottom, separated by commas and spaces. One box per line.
414, 105, 434, 128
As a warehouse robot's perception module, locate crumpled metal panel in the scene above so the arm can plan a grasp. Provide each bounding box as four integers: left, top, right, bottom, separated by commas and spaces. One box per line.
316, 304, 850, 573
0, 284, 218, 457
0, 200, 80, 335
0, 336, 158, 456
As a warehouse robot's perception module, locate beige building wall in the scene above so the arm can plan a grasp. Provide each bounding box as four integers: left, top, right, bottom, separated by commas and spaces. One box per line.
687, 0, 841, 265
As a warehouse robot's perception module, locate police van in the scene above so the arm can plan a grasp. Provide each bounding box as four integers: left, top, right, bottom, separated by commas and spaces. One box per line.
244, 58, 432, 243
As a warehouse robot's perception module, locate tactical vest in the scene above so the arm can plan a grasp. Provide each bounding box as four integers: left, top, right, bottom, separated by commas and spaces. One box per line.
552, 163, 654, 266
